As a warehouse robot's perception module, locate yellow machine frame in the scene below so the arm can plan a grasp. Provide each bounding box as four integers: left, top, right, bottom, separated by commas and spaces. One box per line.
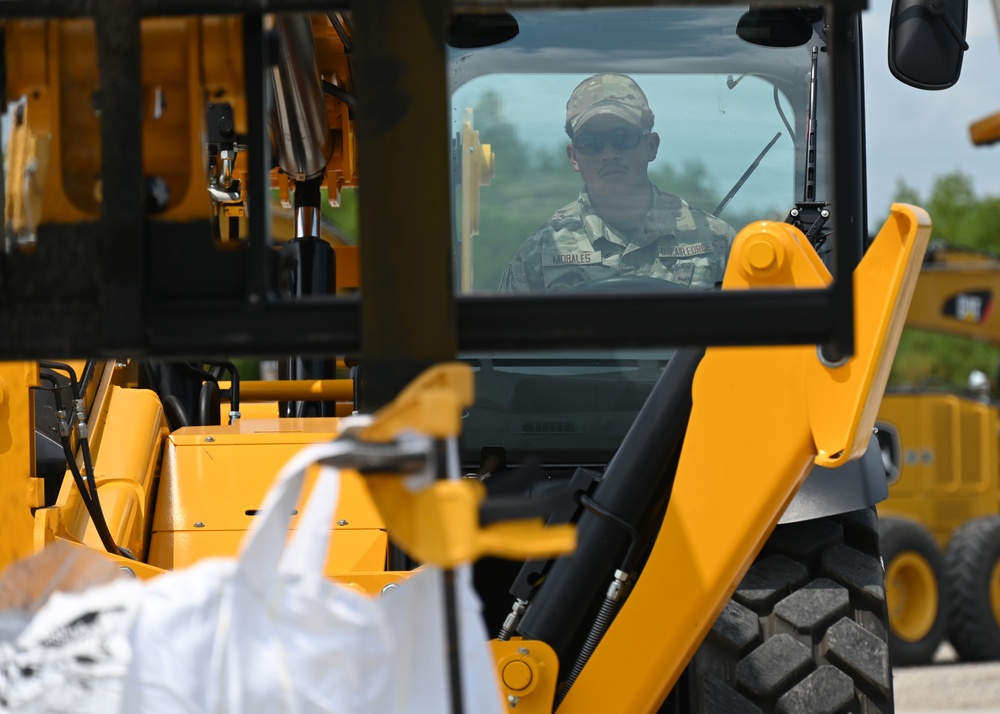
0, 1, 951, 710
0, 203, 929, 712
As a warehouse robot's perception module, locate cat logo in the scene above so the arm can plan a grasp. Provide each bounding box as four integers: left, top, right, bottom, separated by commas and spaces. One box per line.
957, 294, 983, 323
943, 290, 992, 325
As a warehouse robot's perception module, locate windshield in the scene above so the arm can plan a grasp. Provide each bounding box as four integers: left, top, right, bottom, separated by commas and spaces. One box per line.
450, 6, 830, 295
449, 6, 831, 470
460, 349, 675, 469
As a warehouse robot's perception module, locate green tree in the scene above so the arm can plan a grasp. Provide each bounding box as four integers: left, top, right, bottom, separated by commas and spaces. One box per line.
467, 91, 586, 292
650, 160, 720, 215
321, 188, 359, 244
889, 329, 1000, 390
884, 172, 1000, 252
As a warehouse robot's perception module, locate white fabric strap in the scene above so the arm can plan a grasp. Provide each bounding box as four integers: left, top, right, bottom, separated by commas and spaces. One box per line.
236, 441, 352, 590
280, 462, 342, 577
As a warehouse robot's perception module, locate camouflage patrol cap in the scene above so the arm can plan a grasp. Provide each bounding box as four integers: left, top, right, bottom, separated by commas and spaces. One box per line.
566, 73, 654, 135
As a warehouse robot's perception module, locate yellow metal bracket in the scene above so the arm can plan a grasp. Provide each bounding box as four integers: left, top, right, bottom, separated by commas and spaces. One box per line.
490, 639, 559, 713
356, 363, 576, 568
360, 362, 474, 441
53, 537, 167, 580
364, 475, 575, 566
807, 204, 932, 466
460, 107, 495, 292
0, 362, 40, 573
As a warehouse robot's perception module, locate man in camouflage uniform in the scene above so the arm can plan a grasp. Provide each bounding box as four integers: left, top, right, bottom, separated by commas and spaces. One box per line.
499, 73, 736, 293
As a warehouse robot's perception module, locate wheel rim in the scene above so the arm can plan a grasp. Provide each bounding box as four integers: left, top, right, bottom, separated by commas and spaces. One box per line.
990, 559, 1000, 627
886, 551, 939, 643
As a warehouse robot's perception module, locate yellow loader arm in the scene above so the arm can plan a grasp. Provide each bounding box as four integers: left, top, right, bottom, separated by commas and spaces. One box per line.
540, 204, 931, 713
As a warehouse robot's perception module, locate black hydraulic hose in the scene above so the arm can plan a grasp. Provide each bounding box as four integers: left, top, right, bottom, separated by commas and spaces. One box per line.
59, 437, 126, 557
554, 587, 625, 710
39, 360, 79, 395
79, 438, 100, 505
77, 438, 132, 559
186, 362, 227, 424
42, 363, 131, 559
322, 80, 357, 110
203, 360, 240, 424
162, 394, 192, 430
59, 437, 95, 514
47, 383, 129, 559
185, 362, 219, 388
224, 362, 239, 420
553, 497, 640, 707
42, 360, 103, 491
198, 381, 222, 427
186, 362, 222, 423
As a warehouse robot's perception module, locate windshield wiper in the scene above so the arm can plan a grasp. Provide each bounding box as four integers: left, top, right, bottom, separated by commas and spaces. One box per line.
713, 74, 790, 218
713, 130, 782, 217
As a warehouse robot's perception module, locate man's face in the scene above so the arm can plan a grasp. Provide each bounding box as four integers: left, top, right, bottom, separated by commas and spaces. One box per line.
567, 115, 660, 197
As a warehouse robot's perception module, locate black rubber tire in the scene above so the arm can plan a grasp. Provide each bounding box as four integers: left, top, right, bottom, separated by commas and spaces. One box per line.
681, 508, 893, 714
945, 515, 1000, 662
879, 517, 948, 666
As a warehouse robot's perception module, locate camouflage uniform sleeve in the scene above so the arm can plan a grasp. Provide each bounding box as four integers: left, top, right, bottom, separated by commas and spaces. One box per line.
498, 228, 547, 294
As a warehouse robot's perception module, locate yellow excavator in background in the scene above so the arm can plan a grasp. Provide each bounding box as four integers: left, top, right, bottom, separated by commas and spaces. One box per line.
875, 27, 1000, 667
876, 243, 1000, 666
0, 1, 969, 711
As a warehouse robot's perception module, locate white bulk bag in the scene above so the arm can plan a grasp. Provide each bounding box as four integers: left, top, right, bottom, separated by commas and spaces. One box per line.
122, 440, 504, 714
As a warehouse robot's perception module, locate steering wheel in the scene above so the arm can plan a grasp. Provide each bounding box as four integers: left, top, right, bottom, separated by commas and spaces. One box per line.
574, 275, 685, 293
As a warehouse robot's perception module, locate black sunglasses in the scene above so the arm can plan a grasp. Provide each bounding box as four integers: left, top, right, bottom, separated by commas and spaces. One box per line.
572, 126, 646, 155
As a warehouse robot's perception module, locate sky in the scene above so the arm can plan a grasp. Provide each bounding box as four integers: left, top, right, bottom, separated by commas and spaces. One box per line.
863, 0, 1000, 229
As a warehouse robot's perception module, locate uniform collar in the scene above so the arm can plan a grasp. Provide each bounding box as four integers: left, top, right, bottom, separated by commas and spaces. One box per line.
578, 184, 681, 250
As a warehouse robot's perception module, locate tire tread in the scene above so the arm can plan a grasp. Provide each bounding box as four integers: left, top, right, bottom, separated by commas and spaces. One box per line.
688, 509, 893, 713
945, 515, 1000, 662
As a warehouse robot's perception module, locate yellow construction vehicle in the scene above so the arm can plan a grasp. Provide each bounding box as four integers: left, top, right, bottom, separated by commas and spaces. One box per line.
0, 0, 968, 711
875, 243, 1000, 665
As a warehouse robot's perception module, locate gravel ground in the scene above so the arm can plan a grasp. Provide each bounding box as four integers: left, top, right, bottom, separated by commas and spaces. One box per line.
894, 644, 1000, 713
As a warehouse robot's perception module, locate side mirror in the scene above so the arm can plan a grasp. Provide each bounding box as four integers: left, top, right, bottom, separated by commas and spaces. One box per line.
888, 0, 968, 90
